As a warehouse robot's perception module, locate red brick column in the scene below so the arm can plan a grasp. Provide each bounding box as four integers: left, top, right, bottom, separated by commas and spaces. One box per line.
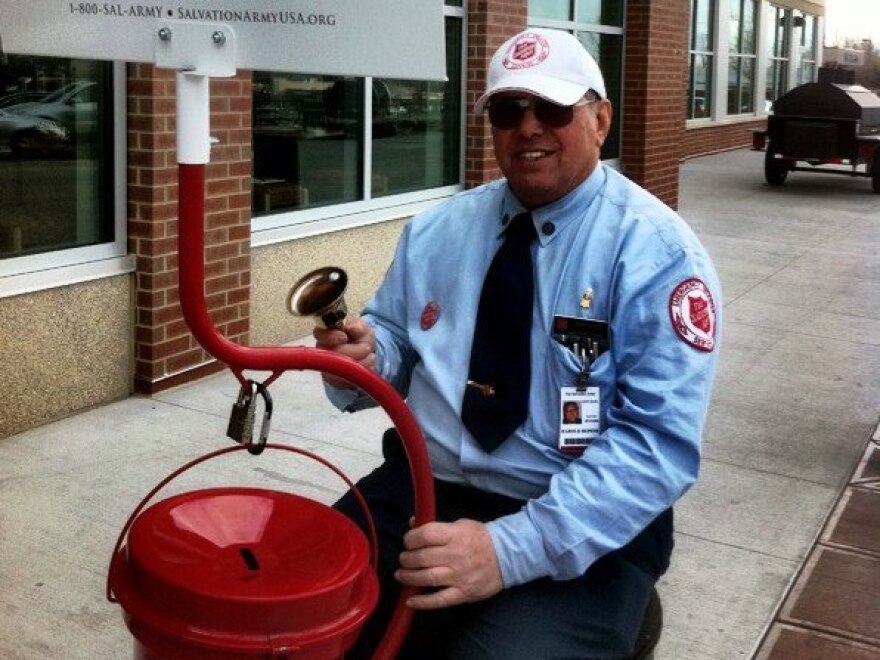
620, 0, 690, 209
128, 65, 252, 394
465, 0, 528, 188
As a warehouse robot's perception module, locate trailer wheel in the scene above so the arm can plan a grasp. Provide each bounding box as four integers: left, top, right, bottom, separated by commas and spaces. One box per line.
872, 148, 880, 194
765, 145, 788, 186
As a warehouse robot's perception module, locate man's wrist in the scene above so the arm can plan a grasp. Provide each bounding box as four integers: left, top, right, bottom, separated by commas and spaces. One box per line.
486, 512, 553, 588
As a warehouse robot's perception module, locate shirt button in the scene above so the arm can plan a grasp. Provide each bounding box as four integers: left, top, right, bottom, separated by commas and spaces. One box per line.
541, 221, 555, 236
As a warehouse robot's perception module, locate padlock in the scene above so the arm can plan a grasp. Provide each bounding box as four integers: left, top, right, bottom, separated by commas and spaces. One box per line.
227, 381, 258, 445
247, 383, 273, 456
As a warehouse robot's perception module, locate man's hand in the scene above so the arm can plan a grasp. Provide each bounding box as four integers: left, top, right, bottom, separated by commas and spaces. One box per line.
313, 318, 376, 389
395, 519, 503, 609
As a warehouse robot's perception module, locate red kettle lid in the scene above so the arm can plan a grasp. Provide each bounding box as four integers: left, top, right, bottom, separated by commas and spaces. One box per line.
110, 487, 378, 654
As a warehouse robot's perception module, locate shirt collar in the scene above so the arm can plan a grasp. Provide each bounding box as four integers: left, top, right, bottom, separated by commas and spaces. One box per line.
500, 164, 607, 246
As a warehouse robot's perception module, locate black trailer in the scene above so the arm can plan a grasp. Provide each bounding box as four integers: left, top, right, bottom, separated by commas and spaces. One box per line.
752, 80, 880, 193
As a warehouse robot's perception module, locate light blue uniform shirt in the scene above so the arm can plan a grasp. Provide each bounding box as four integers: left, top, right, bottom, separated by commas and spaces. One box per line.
327, 164, 721, 588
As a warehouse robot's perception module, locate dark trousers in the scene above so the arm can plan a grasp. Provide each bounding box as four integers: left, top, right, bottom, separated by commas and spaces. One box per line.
334, 432, 673, 660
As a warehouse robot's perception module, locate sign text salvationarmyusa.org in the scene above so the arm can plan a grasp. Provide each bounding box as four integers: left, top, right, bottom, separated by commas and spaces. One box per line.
1, 1, 446, 80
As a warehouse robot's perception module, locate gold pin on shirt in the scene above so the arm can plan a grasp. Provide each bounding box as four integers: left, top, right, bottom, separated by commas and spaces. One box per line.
580, 288, 594, 309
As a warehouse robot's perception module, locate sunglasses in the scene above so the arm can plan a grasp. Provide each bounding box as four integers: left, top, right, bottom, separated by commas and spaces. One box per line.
487, 96, 597, 130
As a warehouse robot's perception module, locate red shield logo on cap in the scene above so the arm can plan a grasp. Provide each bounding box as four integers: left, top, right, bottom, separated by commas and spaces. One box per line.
420, 301, 440, 331
503, 33, 550, 70
669, 278, 716, 352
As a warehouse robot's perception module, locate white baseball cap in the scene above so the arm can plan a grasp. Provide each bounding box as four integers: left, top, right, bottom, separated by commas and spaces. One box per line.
474, 28, 607, 114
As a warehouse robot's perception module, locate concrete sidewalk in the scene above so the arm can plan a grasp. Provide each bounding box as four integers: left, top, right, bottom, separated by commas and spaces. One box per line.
2, 148, 879, 659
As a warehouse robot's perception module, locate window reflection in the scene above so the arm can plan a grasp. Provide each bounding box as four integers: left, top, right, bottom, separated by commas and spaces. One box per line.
577, 0, 622, 27
577, 31, 622, 160
766, 5, 792, 109
797, 13, 817, 85
727, 57, 756, 115
372, 17, 461, 197
0, 56, 112, 259
252, 73, 363, 214
727, 0, 757, 115
688, 0, 715, 119
529, 0, 571, 21
252, 16, 462, 216
528, 1, 624, 159
690, 53, 713, 119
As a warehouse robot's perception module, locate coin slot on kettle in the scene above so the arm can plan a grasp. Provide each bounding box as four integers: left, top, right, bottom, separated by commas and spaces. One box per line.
239, 547, 260, 572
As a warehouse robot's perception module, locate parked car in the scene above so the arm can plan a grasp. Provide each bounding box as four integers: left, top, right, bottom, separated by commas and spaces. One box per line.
5, 80, 98, 135
0, 90, 45, 109
0, 108, 70, 158
0, 81, 97, 157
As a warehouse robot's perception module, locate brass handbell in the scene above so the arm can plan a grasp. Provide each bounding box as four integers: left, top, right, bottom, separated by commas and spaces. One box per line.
287, 266, 349, 329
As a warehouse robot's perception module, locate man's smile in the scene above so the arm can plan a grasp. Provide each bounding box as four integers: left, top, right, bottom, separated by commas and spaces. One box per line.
517, 149, 554, 162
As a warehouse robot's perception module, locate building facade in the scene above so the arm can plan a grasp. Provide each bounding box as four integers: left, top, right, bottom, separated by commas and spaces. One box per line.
0, 0, 824, 437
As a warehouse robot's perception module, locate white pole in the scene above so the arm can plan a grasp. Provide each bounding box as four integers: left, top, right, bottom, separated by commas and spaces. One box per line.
176, 72, 212, 165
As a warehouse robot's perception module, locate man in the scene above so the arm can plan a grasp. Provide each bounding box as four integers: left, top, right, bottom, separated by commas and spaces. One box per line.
562, 401, 581, 425
316, 27, 720, 659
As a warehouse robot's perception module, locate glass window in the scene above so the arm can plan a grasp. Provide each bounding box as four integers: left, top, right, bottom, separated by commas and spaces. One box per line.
252, 73, 363, 214
577, 0, 623, 27
766, 5, 791, 109
727, 0, 757, 115
530, 0, 572, 21
689, 53, 713, 118
797, 13, 817, 85
729, 0, 741, 54
577, 31, 622, 159
372, 16, 462, 197
252, 15, 462, 216
741, 0, 756, 53
688, 0, 715, 119
727, 57, 756, 114
772, 6, 790, 58
528, 0, 625, 160
0, 56, 114, 260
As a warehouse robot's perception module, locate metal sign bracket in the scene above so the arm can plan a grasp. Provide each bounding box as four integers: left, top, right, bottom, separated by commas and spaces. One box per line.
152, 20, 238, 164
154, 20, 237, 77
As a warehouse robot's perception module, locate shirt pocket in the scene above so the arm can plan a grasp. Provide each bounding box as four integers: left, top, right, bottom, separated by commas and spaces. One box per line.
542, 335, 614, 439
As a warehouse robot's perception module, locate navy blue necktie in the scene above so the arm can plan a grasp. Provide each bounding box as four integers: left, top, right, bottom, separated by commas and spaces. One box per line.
461, 212, 536, 452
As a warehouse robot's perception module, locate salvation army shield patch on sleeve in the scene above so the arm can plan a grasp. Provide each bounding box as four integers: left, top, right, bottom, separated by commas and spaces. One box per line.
669, 278, 716, 352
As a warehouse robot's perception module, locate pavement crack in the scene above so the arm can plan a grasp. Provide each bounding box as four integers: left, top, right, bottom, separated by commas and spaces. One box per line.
251, 467, 337, 495
673, 531, 801, 564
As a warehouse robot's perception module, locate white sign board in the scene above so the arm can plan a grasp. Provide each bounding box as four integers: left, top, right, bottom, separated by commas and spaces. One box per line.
0, 1, 446, 80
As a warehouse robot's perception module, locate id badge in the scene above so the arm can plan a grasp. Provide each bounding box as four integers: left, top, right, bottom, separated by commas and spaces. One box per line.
558, 386, 600, 455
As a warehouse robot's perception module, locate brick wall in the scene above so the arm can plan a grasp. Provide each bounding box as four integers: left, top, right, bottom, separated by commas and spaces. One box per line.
465, 0, 527, 188
128, 65, 253, 394
682, 119, 767, 159
621, 0, 690, 209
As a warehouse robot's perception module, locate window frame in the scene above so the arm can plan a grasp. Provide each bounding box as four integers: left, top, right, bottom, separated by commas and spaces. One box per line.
0, 61, 132, 299
251, 3, 466, 248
